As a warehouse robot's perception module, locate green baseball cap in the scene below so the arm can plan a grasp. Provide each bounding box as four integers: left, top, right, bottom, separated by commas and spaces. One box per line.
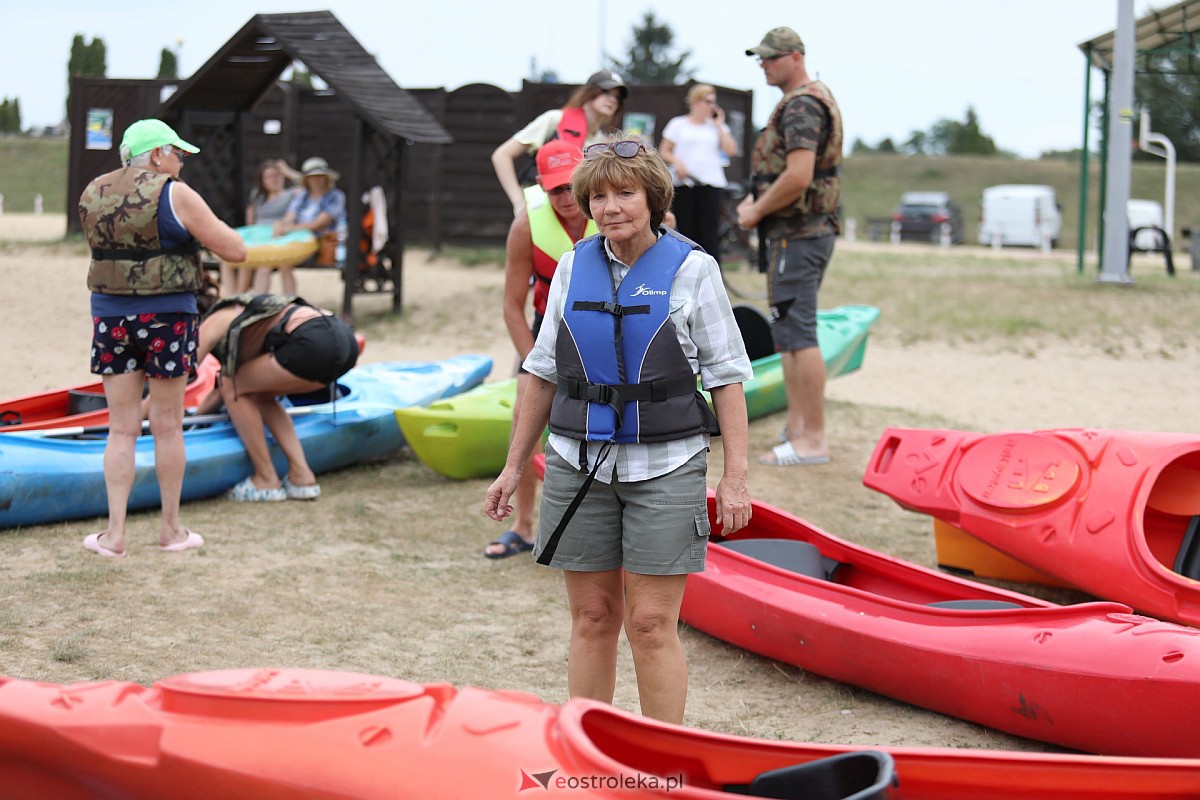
120, 119, 199, 158
746, 27, 806, 57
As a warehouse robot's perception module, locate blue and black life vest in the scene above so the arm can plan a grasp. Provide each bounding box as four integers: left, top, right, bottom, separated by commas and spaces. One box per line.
549, 228, 720, 446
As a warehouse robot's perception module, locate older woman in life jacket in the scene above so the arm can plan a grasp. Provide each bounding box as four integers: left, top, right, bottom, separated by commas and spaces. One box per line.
193, 294, 359, 502
484, 134, 753, 724
80, 119, 247, 558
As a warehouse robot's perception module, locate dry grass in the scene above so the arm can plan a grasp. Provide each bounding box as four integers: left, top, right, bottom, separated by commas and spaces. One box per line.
1, 227, 1195, 752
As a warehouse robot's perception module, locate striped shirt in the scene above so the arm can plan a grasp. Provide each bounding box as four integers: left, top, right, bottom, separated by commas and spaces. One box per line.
523, 233, 753, 483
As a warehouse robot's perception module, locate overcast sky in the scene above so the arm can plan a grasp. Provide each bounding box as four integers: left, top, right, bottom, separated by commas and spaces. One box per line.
0, 1, 1154, 158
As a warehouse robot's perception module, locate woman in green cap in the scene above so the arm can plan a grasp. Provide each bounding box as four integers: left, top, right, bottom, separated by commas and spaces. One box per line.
78, 118, 247, 557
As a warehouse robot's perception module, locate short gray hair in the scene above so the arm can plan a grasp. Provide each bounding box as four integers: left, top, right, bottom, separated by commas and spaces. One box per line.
120, 145, 154, 168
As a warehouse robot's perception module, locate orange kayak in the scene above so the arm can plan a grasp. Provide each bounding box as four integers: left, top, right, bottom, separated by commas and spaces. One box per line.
0, 355, 220, 432
864, 427, 1200, 627
1, 668, 1199, 799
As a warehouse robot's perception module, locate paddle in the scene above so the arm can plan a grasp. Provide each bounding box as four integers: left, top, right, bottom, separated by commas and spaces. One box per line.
3, 406, 322, 439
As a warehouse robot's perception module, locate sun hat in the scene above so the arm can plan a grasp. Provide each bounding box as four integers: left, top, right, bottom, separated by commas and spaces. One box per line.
585, 70, 629, 100
301, 157, 340, 182
746, 27, 806, 57
536, 140, 584, 191
121, 119, 199, 158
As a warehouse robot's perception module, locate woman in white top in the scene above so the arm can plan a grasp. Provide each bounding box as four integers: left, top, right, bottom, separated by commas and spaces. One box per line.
659, 84, 738, 263
491, 70, 628, 217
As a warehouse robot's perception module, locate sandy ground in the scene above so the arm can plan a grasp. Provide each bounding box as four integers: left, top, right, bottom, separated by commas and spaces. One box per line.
3, 213, 1199, 757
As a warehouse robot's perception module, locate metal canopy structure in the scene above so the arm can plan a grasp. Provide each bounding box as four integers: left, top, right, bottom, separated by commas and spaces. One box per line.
159, 10, 451, 318
1080, 0, 1200, 71
1077, 1, 1200, 275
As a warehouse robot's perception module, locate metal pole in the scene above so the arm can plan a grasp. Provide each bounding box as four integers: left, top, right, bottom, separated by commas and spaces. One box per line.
1098, 0, 1136, 284
1077, 46, 1093, 274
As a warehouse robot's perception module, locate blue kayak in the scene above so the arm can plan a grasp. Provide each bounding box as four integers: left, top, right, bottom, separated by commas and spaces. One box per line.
0, 355, 492, 529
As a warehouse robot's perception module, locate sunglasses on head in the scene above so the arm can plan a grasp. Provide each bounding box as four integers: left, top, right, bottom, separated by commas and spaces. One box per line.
584, 141, 646, 160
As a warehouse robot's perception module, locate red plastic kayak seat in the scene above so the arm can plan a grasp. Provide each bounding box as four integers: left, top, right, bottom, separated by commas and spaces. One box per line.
718, 539, 841, 581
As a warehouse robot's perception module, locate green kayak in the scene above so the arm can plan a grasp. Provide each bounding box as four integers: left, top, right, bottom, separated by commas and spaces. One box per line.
396, 305, 880, 480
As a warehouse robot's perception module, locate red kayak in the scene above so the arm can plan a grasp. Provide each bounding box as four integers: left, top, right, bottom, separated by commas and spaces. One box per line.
0, 355, 220, 433
680, 492, 1200, 757
0, 668, 1198, 799
863, 427, 1200, 628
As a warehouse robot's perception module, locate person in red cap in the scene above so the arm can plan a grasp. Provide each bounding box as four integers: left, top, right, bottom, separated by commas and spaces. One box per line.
491, 70, 628, 217
483, 139, 598, 558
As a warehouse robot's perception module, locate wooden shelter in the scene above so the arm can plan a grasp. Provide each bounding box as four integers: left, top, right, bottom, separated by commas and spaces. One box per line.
71, 10, 452, 319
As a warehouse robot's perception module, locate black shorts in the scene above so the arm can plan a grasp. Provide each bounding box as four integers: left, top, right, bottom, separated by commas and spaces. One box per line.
273, 315, 358, 384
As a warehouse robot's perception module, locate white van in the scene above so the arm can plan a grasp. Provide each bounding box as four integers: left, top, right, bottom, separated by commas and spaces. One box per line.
978, 185, 1063, 248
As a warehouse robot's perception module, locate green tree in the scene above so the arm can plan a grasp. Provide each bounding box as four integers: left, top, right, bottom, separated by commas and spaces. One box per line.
904, 130, 927, 155
850, 137, 873, 154
876, 137, 898, 154
607, 11, 693, 84
0, 100, 13, 134
158, 48, 178, 80
1136, 51, 1200, 162
67, 34, 107, 118
925, 107, 997, 156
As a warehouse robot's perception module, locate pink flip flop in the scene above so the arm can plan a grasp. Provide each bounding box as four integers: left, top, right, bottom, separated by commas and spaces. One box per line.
161, 530, 205, 552
83, 531, 126, 558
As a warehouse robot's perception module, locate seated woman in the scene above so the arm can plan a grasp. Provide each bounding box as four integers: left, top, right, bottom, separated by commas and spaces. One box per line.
196, 294, 359, 502
263, 157, 346, 295
222, 159, 302, 296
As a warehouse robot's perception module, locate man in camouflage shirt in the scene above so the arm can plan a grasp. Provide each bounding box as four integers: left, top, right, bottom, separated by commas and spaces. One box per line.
737, 26, 843, 467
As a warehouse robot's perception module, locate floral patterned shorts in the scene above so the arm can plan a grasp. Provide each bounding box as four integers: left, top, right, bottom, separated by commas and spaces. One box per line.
90, 312, 199, 378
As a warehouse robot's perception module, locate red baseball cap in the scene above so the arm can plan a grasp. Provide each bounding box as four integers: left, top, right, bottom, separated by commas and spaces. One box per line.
537, 139, 584, 190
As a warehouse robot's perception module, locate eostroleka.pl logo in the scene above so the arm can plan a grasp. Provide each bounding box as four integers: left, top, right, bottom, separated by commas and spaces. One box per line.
519, 769, 685, 792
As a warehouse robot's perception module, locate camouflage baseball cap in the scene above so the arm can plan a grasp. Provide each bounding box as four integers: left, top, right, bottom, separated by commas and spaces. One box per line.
746, 27, 805, 57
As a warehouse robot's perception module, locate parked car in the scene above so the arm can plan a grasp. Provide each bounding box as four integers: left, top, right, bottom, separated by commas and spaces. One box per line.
1127, 199, 1167, 251
978, 184, 1062, 248
891, 192, 964, 243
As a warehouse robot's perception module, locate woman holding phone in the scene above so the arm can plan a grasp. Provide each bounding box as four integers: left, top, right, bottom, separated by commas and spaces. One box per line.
659, 84, 739, 262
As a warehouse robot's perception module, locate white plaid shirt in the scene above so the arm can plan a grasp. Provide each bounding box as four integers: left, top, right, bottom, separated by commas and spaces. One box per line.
523, 234, 753, 483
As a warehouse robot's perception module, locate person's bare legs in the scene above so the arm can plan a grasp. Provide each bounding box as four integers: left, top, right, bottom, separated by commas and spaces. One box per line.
278, 264, 297, 296
236, 266, 256, 294
220, 354, 325, 488
251, 267, 273, 294
96, 372, 146, 554
484, 372, 537, 555
767, 346, 827, 462
624, 572, 690, 724
146, 375, 192, 547
564, 569, 624, 705
259, 396, 318, 486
